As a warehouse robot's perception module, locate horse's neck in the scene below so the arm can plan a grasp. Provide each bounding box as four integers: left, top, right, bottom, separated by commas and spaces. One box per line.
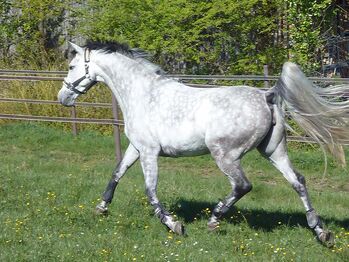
97, 53, 153, 118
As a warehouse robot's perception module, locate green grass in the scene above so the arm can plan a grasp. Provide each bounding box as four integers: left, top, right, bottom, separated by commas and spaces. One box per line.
0, 123, 348, 261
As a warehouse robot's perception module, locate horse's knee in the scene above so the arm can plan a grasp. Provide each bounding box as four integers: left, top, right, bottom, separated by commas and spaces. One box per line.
292, 172, 307, 196
292, 181, 306, 196
296, 172, 306, 185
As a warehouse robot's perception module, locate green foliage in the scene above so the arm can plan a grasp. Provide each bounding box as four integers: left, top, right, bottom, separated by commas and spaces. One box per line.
287, 0, 334, 74
0, 0, 68, 68
0, 0, 341, 73
0, 0, 17, 60
76, 0, 287, 74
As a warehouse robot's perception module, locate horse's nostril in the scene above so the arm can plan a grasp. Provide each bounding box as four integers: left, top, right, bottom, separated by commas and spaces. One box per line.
58, 86, 76, 107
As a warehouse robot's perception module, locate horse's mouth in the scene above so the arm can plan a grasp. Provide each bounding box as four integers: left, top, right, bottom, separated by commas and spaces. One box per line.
58, 86, 78, 107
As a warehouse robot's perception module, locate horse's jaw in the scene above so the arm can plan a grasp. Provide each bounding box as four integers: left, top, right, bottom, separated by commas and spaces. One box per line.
58, 86, 79, 107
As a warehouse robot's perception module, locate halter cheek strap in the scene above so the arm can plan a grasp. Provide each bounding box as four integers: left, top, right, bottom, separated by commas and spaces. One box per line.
64, 47, 97, 94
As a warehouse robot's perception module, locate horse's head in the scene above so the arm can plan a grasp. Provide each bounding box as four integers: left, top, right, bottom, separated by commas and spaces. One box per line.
58, 42, 99, 106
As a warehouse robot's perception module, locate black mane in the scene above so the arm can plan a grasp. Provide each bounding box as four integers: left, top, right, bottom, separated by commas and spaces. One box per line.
83, 40, 149, 59
82, 40, 164, 75
84, 40, 131, 55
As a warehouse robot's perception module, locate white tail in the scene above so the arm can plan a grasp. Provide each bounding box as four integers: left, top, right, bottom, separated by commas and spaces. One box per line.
273, 62, 349, 166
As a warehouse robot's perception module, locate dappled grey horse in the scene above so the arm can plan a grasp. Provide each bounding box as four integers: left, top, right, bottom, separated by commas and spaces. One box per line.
58, 41, 349, 247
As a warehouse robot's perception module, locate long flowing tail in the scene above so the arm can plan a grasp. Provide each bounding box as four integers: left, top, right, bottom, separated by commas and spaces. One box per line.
272, 62, 349, 166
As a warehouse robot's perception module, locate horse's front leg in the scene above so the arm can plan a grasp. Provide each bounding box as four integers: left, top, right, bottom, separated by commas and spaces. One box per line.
96, 144, 139, 214
140, 152, 185, 235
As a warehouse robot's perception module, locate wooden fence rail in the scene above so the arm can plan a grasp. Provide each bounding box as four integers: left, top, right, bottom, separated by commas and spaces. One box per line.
1, 69, 348, 163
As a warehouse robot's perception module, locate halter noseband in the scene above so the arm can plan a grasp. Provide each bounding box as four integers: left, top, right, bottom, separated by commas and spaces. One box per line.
64, 48, 97, 95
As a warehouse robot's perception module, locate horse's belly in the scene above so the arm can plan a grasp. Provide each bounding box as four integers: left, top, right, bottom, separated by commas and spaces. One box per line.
159, 135, 209, 157
160, 145, 209, 157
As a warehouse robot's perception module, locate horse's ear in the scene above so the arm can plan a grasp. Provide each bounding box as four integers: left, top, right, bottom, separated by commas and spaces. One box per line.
68, 42, 83, 55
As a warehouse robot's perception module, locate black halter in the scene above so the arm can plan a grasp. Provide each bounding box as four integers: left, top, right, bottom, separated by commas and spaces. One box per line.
63, 48, 97, 95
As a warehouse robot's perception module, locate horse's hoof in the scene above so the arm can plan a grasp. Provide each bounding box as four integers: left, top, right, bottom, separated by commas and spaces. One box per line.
207, 221, 220, 231
318, 230, 335, 248
95, 204, 108, 216
173, 221, 185, 235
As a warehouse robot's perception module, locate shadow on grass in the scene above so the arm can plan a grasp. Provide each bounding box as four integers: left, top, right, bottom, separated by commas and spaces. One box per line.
171, 199, 349, 232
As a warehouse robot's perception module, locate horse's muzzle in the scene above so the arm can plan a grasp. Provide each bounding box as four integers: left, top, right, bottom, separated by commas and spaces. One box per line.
58, 85, 78, 107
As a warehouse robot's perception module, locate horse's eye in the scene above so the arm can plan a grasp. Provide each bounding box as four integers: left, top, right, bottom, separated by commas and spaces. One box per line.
69, 65, 75, 70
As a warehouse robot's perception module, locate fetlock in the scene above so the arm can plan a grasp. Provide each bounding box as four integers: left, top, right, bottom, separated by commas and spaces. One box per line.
153, 203, 170, 223
212, 201, 229, 219
95, 201, 108, 215
306, 208, 322, 229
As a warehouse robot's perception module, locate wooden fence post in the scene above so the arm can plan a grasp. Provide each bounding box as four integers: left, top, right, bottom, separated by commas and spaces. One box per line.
70, 106, 78, 135
263, 65, 269, 89
111, 95, 122, 164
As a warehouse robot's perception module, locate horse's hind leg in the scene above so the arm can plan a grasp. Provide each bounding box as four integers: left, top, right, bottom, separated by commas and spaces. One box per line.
258, 137, 334, 247
96, 144, 139, 214
207, 152, 252, 230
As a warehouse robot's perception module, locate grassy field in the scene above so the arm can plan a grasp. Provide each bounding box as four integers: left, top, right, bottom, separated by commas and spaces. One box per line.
0, 123, 348, 261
